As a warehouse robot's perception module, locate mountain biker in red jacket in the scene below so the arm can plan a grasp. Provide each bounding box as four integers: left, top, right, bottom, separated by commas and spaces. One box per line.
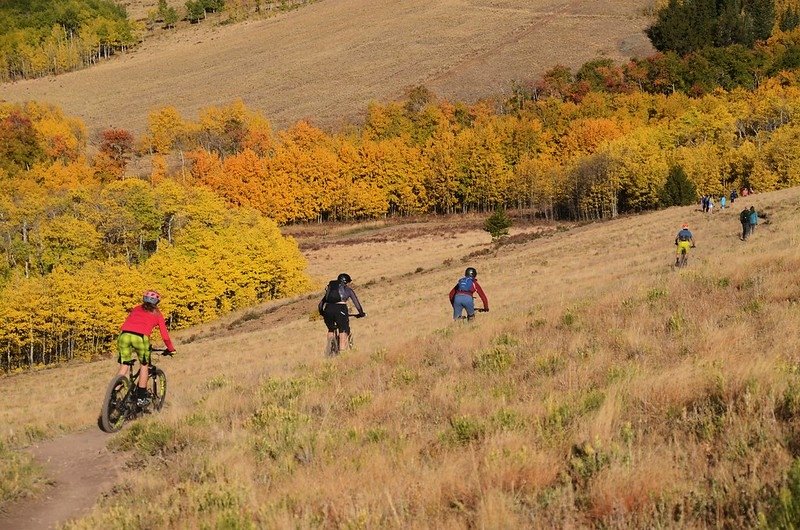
117, 290, 176, 406
449, 267, 489, 321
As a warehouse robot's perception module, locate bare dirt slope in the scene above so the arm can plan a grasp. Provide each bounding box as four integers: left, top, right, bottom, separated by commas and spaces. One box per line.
0, 0, 653, 136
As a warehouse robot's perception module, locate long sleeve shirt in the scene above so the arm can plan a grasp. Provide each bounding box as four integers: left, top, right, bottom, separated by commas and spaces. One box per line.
318, 283, 364, 314
120, 305, 175, 351
449, 279, 489, 310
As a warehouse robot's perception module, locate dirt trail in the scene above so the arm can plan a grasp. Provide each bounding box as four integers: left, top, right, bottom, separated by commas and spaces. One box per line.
0, 429, 120, 530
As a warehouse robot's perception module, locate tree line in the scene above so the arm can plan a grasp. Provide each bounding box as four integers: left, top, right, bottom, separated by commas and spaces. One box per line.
130, 64, 800, 225
0, 102, 311, 372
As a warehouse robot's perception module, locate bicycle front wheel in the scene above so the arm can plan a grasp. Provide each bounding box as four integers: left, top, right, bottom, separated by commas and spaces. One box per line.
100, 375, 132, 433
148, 368, 167, 411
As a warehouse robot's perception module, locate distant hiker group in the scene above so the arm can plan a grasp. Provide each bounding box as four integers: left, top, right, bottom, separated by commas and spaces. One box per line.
677, 191, 764, 269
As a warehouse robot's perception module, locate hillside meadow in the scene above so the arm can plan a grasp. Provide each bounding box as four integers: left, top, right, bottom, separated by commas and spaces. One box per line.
0, 0, 654, 135
2, 186, 799, 527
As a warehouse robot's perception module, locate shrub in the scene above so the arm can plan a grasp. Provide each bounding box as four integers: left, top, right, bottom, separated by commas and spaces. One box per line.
473, 346, 514, 374
443, 416, 486, 445
484, 207, 512, 240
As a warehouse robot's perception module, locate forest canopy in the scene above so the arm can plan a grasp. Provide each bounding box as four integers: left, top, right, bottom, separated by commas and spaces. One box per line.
0, 101, 311, 372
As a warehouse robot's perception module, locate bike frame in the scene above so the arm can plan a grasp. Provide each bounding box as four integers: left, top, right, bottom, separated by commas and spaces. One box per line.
326, 313, 360, 356
100, 348, 171, 432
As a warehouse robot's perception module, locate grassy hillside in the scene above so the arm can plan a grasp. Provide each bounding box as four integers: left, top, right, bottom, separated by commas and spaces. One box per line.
0, 0, 653, 135
2, 186, 800, 526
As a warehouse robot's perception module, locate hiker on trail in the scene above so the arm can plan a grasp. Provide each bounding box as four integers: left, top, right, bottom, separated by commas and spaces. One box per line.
449, 267, 489, 321
748, 206, 759, 237
730, 189, 738, 204
740, 207, 751, 240
720, 195, 727, 209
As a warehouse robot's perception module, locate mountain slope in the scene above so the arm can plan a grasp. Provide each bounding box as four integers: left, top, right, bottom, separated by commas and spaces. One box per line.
0, 0, 653, 135
2, 186, 800, 526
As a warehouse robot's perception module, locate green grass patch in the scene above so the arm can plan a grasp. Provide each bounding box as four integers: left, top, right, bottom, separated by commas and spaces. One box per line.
442, 416, 486, 446
0, 440, 46, 505
110, 421, 188, 456
492, 408, 526, 431
472, 346, 514, 374
346, 391, 373, 412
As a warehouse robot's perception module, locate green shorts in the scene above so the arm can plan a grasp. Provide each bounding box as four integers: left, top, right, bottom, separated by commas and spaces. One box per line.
676, 240, 692, 256
117, 332, 151, 365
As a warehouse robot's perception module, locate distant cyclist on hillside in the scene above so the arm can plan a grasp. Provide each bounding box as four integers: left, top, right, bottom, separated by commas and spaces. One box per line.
449, 267, 489, 321
116, 290, 177, 407
674, 223, 695, 267
318, 273, 365, 353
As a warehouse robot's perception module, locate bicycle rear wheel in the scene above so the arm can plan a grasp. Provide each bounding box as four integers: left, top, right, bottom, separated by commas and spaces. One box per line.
326, 332, 339, 357
148, 368, 167, 411
100, 375, 132, 433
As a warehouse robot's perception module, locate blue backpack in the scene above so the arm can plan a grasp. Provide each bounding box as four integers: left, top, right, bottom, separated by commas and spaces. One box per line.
456, 276, 474, 293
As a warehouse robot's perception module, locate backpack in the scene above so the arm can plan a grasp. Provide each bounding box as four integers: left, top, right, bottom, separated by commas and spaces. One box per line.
456, 276, 474, 293
739, 209, 749, 223
324, 280, 343, 303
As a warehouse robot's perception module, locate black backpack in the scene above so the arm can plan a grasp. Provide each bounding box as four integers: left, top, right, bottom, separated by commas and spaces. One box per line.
324, 280, 343, 303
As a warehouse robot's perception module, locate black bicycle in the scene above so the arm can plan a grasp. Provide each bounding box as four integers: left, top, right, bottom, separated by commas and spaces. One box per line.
456, 307, 488, 321
325, 313, 364, 357
99, 348, 172, 433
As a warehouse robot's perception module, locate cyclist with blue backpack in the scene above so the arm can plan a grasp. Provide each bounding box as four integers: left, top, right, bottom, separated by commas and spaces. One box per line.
318, 273, 365, 352
449, 267, 489, 321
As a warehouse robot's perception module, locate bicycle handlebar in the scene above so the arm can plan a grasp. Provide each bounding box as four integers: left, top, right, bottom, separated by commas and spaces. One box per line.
348, 313, 366, 318
150, 347, 174, 356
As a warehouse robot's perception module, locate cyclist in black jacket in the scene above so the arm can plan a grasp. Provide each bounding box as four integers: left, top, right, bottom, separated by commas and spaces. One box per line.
318, 273, 365, 352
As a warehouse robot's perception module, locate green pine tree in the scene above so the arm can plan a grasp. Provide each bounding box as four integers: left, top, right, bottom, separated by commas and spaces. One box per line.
484, 207, 512, 240
660, 166, 697, 207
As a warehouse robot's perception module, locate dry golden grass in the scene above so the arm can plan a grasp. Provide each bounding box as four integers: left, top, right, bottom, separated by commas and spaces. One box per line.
3, 187, 800, 527
0, 0, 654, 136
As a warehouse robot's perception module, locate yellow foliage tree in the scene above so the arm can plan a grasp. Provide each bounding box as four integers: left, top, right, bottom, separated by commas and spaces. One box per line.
144, 106, 185, 154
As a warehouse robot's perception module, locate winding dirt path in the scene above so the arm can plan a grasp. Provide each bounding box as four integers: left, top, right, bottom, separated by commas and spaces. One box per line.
0, 429, 120, 530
